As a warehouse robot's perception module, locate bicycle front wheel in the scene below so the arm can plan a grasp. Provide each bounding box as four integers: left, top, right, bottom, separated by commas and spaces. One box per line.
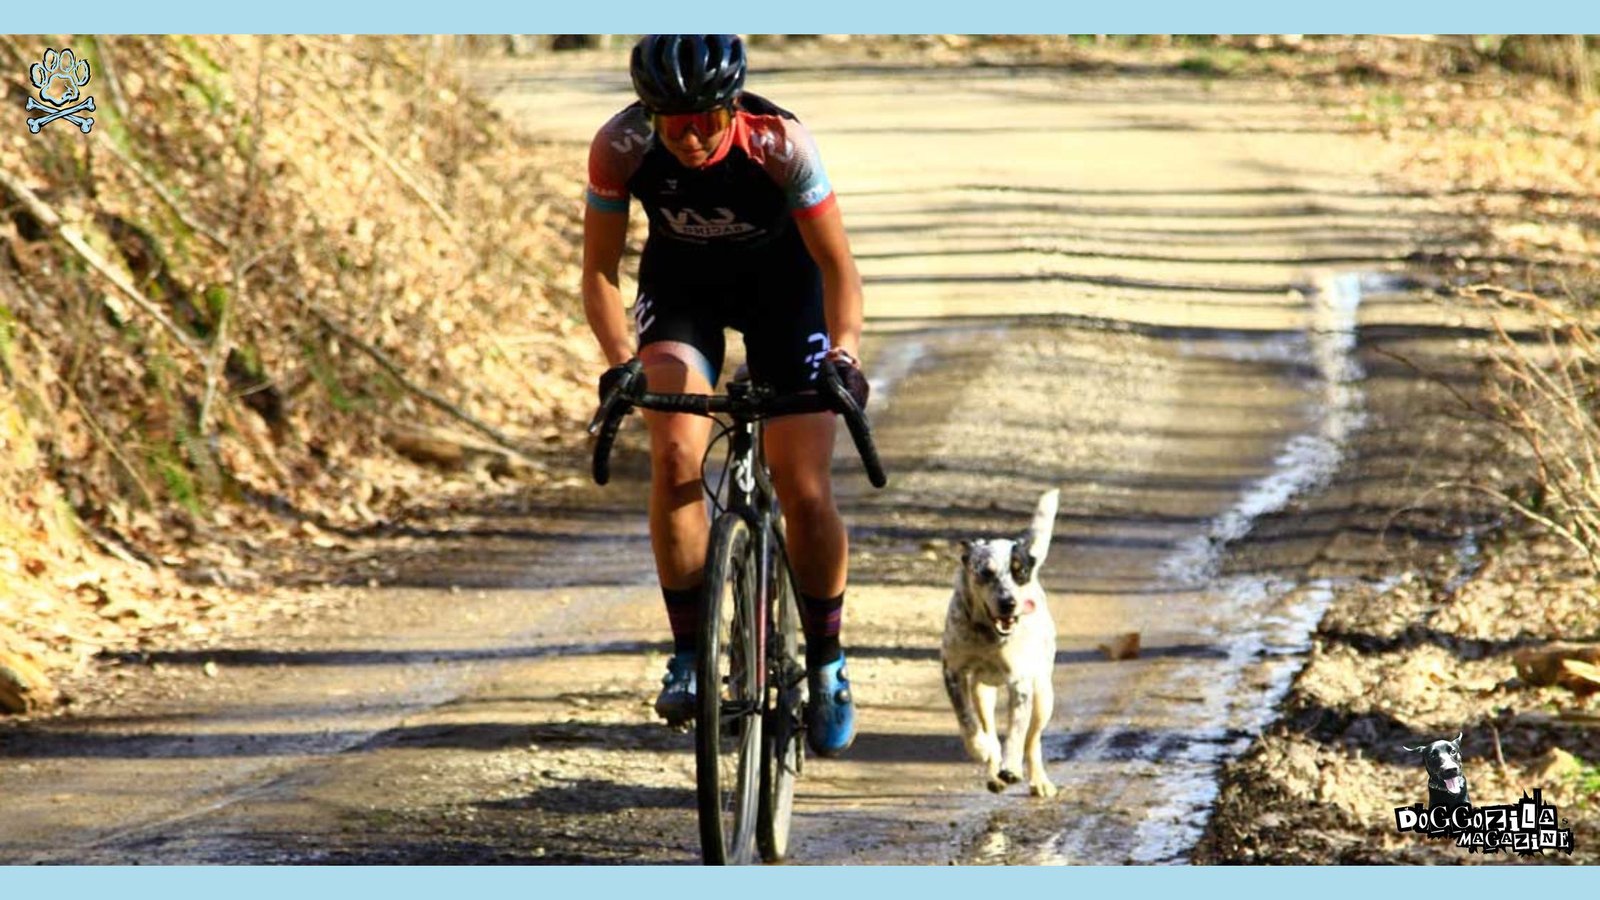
696, 513, 763, 865
758, 531, 804, 863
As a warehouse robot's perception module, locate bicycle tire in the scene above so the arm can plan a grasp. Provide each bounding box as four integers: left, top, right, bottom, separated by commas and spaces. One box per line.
696, 513, 763, 865
758, 529, 804, 863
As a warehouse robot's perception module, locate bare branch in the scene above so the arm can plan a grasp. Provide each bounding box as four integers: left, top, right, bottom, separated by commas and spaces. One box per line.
0, 165, 203, 357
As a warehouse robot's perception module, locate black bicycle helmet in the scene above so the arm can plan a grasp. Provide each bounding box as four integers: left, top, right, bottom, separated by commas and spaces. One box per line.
630, 34, 746, 114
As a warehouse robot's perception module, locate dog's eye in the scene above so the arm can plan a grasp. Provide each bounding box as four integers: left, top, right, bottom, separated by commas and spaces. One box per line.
976, 569, 996, 582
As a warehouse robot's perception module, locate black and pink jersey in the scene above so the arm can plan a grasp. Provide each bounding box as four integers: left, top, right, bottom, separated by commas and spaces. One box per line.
585, 93, 837, 258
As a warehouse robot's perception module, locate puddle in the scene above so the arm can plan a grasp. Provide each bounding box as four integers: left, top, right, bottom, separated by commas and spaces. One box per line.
1442, 527, 1487, 597
1047, 272, 1374, 865
1159, 273, 1368, 586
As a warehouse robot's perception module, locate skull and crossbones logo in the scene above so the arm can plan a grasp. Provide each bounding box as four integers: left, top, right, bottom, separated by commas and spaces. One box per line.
26, 48, 95, 135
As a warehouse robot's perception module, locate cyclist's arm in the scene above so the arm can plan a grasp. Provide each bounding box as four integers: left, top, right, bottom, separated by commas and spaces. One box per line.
796, 205, 864, 359
582, 205, 634, 366
583, 109, 649, 367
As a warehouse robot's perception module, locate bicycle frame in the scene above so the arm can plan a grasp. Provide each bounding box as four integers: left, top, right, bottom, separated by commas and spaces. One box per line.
717, 379, 787, 705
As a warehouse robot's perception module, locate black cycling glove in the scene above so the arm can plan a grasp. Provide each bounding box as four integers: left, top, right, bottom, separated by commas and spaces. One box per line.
829, 351, 870, 411
598, 363, 634, 404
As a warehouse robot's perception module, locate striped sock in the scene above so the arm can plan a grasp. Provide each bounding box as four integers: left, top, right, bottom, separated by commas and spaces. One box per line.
800, 591, 844, 670
662, 586, 700, 656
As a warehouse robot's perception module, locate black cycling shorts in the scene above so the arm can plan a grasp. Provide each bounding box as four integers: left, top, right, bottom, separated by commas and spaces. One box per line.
633, 244, 829, 395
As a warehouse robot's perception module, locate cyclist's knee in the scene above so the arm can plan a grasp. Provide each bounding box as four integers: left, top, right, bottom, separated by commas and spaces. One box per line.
646, 414, 708, 484
775, 480, 838, 528
650, 436, 704, 487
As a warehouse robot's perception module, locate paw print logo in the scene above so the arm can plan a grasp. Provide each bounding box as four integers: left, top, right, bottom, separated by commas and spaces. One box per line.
25, 47, 95, 135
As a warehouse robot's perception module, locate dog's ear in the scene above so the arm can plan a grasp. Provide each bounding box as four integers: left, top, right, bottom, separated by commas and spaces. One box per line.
1027, 489, 1060, 565
1451, 732, 1462, 750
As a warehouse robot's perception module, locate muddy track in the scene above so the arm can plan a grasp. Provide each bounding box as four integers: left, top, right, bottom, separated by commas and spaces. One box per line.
0, 59, 1474, 864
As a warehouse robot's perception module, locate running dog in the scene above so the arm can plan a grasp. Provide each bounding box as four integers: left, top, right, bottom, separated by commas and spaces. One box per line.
941, 489, 1060, 798
1403, 733, 1471, 808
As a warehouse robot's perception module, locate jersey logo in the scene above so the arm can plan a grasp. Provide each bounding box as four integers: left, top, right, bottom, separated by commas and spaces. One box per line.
659, 206, 759, 239
610, 129, 649, 153
755, 128, 795, 162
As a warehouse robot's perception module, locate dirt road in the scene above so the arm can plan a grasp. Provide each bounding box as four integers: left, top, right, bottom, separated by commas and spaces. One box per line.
0, 57, 1461, 864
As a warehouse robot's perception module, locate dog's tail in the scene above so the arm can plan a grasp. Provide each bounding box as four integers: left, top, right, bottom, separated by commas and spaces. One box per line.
1028, 489, 1060, 564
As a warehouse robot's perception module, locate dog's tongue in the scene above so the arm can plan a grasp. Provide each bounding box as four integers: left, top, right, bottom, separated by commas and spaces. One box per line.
1445, 776, 1463, 794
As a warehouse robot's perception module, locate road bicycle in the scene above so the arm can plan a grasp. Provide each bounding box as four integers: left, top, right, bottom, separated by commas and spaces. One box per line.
589, 358, 886, 864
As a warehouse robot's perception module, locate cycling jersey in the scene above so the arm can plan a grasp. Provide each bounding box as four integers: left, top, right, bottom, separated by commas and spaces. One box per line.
585, 93, 838, 254
586, 93, 839, 395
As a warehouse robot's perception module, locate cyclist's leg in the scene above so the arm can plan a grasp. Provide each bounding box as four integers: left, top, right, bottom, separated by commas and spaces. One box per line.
638, 292, 723, 584
739, 257, 847, 628
763, 414, 846, 603
640, 346, 717, 594
635, 286, 724, 721
741, 259, 856, 755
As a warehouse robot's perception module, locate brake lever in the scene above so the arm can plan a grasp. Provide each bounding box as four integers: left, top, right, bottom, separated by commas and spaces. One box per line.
587, 358, 645, 435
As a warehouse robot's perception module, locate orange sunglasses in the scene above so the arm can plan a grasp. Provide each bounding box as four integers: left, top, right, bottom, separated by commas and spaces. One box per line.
653, 106, 733, 141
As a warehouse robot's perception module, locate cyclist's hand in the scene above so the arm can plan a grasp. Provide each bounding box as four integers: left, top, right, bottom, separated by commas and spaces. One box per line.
598, 361, 635, 405
827, 347, 869, 411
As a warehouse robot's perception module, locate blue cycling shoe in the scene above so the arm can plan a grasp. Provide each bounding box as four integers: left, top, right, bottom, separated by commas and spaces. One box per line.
654, 652, 697, 726
805, 654, 856, 757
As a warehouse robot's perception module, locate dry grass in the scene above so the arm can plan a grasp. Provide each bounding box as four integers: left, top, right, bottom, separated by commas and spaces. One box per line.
1465, 285, 1600, 575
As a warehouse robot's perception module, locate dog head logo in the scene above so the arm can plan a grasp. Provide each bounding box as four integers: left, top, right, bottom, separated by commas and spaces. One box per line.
25, 48, 96, 135
1404, 732, 1470, 807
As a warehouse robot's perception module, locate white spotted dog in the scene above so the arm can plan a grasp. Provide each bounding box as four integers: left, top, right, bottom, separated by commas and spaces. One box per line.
941, 489, 1060, 798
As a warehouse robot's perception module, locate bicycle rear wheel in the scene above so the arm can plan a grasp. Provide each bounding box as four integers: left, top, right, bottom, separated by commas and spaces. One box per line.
758, 530, 804, 863
696, 513, 763, 865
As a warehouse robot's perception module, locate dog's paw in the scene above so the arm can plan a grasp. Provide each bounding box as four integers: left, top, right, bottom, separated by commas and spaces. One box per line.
1028, 779, 1058, 799
986, 776, 1008, 794
997, 768, 1022, 785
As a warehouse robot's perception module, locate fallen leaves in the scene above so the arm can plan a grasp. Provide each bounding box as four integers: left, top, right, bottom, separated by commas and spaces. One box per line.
0, 648, 57, 714
1098, 631, 1141, 661
0, 36, 608, 712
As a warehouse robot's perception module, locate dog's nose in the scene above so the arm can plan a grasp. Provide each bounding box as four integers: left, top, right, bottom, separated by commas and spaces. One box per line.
997, 596, 1017, 617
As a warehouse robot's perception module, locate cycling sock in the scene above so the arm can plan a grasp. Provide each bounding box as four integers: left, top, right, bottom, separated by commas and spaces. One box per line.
800, 590, 844, 670
662, 585, 701, 656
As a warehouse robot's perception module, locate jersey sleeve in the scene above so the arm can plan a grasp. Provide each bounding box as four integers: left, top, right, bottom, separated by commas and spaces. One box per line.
586, 107, 652, 214
750, 116, 837, 219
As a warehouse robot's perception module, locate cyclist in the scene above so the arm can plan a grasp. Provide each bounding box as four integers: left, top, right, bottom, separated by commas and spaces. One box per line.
581, 35, 869, 757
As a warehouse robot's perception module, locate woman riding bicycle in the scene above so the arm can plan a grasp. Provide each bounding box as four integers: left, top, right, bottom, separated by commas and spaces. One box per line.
581, 34, 869, 757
